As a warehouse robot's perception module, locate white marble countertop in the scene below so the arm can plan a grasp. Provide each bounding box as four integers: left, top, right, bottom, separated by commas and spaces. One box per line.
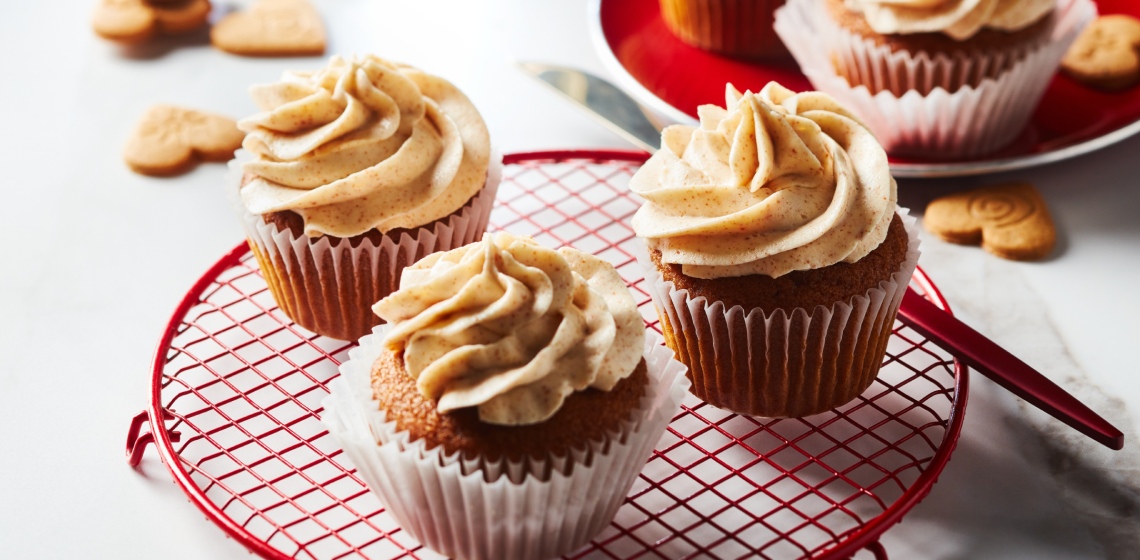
1, 1, 1137, 558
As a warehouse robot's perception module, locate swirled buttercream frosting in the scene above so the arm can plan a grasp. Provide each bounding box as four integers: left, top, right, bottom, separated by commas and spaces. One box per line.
372, 232, 645, 426
237, 54, 491, 238
845, 0, 1054, 40
630, 82, 896, 279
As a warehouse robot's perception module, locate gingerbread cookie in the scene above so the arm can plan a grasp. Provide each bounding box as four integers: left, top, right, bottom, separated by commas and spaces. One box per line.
1062, 15, 1140, 91
210, 0, 326, 57
923, 182, 1056, 261
92, 0, 211, 44
123, 105, 245, 177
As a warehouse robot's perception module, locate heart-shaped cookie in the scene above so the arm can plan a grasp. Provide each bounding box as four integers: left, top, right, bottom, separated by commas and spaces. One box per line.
210, 0, 326, 57
92, 0, 211, 43
923, 182, 1056, 261
123, 105, 245, 177
1062, 14, 1140, 91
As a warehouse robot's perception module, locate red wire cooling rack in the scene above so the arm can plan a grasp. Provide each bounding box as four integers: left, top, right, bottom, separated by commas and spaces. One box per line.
126, 150, 967, 560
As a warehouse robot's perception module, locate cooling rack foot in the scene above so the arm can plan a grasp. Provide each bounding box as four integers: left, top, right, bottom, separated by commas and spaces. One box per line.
126, 410, 180, 468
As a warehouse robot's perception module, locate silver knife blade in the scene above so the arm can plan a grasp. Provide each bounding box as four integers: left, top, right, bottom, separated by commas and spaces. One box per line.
517, 62, 665, 152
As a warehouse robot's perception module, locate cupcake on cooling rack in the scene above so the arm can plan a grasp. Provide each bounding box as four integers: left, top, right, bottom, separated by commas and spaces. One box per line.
633, 82, 921, 418
230, 54, 501, 341
660, 0, 788, 59
321, 232, 689, 560
774, 0, 1096, 158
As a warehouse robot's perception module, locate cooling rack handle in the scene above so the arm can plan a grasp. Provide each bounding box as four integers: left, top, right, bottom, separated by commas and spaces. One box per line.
126, 410, 181, 468
899, 288, 1124, 450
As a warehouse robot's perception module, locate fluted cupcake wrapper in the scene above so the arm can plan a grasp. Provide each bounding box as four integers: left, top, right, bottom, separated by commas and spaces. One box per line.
774, 0, 1095, 158
320, 327, 690, 560
640, 211, 921, 418
227, 149, 503, 341
660, 0, 788, 59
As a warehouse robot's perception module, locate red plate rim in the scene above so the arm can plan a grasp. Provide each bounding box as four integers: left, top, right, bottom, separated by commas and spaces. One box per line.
136, 149, 970, 560
587, 0, 1140, 178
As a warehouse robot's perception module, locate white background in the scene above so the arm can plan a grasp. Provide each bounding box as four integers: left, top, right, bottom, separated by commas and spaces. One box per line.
1, 1, 1137, 558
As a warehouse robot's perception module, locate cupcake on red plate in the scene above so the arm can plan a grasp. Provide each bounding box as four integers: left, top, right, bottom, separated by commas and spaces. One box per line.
774, 0, 1096, 158
660, 0, 788, 59
633, 81, 920, 417
321, 232, 689, 560
230, 54, 501, 340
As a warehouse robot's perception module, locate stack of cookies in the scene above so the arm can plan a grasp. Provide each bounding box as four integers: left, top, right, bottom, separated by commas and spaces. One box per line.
93, 0, 326, 57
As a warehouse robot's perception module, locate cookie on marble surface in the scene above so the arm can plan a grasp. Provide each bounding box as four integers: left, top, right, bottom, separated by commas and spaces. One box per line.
210, 0, 326, 57
1062, 15, 1140, 91
924, 182, 1056, 261
123, 105, 245, 177
92, 0, 211, 43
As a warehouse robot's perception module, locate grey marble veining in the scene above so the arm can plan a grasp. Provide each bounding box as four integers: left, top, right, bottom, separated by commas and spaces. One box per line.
899, 224, 1140, 559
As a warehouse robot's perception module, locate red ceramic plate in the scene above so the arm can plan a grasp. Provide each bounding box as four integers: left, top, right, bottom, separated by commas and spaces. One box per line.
589, 0, 1140, 177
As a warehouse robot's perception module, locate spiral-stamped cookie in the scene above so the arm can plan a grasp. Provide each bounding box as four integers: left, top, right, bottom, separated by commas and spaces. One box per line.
1062, 15, 1140, 91
924, 182, 1056, 261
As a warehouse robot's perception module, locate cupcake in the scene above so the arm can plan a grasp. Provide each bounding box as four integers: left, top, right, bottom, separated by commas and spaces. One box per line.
631, 82, 920, 418
321, 232, 689, 560
660, 0, 788, 59
231, 54, 501, 340
774, 0, 1096, 157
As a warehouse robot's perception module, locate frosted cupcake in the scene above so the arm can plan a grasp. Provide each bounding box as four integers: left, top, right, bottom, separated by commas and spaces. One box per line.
660, 0, 788, 59
231, 54, 501, 340
775, 0, 1096, 157
633, 82, 920, 417
321, 232, 689, 560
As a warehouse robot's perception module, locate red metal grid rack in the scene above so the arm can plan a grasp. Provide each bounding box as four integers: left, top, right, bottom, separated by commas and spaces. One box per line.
126, 150, 967, 560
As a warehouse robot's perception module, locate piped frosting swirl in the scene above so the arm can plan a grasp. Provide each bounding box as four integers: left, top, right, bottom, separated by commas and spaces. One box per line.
372, 232, 645, 426
845, 0, 1055, 40
630, 82, 896, 279
237, 54, 490, 238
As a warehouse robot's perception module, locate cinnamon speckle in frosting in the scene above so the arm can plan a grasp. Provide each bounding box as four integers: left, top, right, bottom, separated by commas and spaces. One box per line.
237, 54, 491, 238
371, 232, 645, 426
630, 82, 897, 279
844, 0, 1055, 40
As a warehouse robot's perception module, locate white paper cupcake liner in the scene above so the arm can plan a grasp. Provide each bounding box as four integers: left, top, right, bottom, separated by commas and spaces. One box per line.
321, 327, 690, 560
774, 0, 1096, 158
227, 149, 503, 340
641, 210, 921, 417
